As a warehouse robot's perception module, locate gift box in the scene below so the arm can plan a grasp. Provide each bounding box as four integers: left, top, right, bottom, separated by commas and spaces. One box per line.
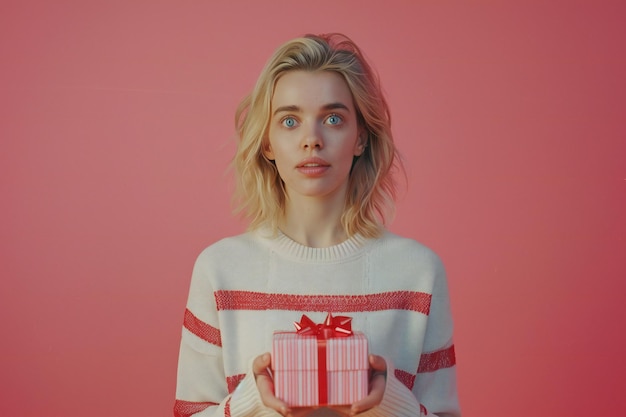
272, 313, 369, 407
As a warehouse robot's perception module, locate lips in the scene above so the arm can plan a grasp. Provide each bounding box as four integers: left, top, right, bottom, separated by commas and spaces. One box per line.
297, 157, 330, 176
297, 157, 330, 168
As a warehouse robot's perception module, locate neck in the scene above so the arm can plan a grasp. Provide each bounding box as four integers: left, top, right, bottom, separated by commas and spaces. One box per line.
280, 194, 348, 248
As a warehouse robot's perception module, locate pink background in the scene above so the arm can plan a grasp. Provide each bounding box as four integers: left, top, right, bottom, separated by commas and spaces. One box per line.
1, 1, 625, 416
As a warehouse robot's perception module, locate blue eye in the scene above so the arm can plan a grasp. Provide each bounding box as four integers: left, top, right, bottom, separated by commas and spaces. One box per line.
326, 114, 342, 125
282, 117, 297, 128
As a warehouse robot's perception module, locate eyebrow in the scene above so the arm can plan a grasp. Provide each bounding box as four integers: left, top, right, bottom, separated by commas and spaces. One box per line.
272, 102, 350, 117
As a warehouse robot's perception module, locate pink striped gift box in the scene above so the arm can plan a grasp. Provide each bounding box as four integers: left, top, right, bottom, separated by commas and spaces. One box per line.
272, 331, 369, 407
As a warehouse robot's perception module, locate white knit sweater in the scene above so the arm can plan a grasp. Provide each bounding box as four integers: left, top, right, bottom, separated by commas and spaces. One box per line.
174, 230, 461, 417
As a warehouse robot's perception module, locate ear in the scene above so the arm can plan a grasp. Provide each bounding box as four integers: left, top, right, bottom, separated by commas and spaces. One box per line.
263, 142, 275, 161
353, 131, 368, 156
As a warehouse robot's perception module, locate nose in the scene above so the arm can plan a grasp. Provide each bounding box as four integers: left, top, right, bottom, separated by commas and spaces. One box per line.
301, 124, 323, 150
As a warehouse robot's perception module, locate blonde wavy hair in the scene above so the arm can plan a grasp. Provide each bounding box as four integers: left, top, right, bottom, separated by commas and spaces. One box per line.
233, 33, 402, 238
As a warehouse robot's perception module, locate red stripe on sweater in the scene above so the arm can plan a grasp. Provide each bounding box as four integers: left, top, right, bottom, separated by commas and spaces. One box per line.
224, 397, 231, 417
417, 345, 456, 373
173, 399, 217, 417
184, 308, 222, 347
227, 374, 246, 393
394, 368, 417, 390
214, 290, 431, 315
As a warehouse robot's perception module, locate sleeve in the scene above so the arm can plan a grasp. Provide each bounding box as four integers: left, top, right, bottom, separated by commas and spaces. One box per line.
173, 250, 282, 417
412, 257, 461, 417
358, 254, 461, 417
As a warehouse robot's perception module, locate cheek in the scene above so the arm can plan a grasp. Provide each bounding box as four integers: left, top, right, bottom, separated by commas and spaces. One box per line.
265, 131, 284, 161
267, 145, 291, 174
339, 132, 361, 157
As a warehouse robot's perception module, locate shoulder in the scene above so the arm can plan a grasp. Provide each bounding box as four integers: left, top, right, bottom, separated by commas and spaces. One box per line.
374, 231, 444, 268
198, 231, 255, 253
366, 231, 447, 293
187, 231, 269, 291
193, 230, 274, 271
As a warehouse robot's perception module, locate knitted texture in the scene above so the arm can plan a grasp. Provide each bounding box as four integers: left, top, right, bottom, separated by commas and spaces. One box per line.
174, 230, 461, 417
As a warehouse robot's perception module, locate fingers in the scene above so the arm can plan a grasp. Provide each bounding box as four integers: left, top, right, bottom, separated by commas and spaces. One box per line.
350, 377, 385, 415
253, 353, 290, 416
369, 354, 387, 373
253, 352, 271, 375
254, 353, 388, 416
259, 387, 291, 416
349, 355, 387, 415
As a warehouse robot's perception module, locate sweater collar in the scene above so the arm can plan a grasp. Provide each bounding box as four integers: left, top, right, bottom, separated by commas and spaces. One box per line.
257, 228, 370, 263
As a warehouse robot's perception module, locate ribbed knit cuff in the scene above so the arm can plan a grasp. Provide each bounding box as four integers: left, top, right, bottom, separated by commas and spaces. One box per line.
357, 359, 423, 417
228, 371, 282, 417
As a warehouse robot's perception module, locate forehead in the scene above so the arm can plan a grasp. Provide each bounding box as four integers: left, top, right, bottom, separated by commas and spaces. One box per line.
271, 70, 355, 110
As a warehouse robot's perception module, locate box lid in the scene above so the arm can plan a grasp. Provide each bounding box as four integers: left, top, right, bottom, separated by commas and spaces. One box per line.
272, 331, 368, 371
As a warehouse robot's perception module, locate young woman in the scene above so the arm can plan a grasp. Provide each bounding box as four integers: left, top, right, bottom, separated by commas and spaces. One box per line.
174, 33, 461, 417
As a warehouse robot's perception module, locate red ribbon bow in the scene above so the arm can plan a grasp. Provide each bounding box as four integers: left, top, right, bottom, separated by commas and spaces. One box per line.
288, 313, 356, 405
294, 312, 353, 338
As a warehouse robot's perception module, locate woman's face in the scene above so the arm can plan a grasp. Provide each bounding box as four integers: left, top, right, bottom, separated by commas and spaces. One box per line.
265, 70, 364, 202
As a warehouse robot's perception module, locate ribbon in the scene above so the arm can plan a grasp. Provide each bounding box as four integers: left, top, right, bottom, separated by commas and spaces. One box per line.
294, 312, 353, 338
293, 313, 353, 405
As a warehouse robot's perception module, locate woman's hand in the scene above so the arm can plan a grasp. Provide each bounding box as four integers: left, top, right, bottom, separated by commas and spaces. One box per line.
254, 353, 387, 417
253, 353, 290, 416
329, 354, 387, 416
347, 354, 387, 416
